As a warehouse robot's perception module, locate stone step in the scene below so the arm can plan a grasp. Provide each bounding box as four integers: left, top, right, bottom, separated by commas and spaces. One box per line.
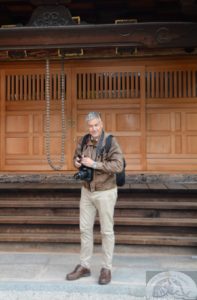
0, 232, 196, 246
0, 198, 196, 209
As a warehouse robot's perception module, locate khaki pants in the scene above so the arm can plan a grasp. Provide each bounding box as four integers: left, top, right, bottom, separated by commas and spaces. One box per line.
79, 186, 117, 270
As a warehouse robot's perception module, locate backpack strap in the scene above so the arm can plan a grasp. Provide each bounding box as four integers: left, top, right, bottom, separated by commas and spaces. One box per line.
80, 131, 105, 159
104, 134, 113, 154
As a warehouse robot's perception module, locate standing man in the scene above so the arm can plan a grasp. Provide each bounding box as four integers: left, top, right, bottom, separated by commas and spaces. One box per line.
66, 112, 124, 285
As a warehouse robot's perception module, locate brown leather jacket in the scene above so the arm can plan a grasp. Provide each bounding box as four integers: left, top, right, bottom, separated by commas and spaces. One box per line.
73, 131, 124, 192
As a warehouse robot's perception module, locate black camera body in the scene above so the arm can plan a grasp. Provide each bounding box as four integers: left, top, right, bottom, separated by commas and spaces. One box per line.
74, 165, 93, 182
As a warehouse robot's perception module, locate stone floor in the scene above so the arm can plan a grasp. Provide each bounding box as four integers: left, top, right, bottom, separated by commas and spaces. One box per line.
0, 244, 196, 300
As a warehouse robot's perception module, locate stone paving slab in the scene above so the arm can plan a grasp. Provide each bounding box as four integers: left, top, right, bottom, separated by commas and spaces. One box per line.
0, 249, 196, 300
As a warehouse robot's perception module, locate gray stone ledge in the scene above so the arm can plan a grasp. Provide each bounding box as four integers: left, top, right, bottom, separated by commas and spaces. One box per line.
0, 173, 197, 184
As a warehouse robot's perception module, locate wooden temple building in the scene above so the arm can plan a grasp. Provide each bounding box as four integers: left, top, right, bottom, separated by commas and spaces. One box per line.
0, 0, 196, 246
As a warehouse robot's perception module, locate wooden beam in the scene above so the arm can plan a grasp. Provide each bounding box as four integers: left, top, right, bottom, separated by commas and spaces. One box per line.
0, 22, 196, 50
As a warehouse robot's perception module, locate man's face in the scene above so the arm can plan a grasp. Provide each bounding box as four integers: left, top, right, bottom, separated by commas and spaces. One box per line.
87, 117, 103, 139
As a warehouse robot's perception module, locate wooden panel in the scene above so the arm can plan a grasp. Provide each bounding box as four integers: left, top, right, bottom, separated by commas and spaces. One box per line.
187, 136, 197, 154
147, 136, 171, 154
116, 113, 140, 131
118, 136, 141, 154
147, 112, 171, 131
6, 137, 29, 155
6, 115, 29, 133
186, 113, 197, 130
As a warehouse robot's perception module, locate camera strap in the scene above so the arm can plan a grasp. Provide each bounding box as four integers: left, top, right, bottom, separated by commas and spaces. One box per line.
80, 130, 105, 161
95, 130, 105, 159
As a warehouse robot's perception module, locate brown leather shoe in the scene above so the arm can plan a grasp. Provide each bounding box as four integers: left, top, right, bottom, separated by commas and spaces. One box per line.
98, 268, 111, 285
66, 264, 91, 281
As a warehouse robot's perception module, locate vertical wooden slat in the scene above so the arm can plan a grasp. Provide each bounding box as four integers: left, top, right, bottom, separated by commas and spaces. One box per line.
183, 71, 187, 98
95, 73, 99, 99
40, 74, 44, 100
122, 72, 125, 98
156, 71, 159, 98
130, 72, 133, 98
15, 75, 19, 101
7, 75, 10, 101
99, 73, 103, 99
164, 71, 168, 98
127, 72, 130, 98
28, 74, 31, 101
136, 72, 139, 98
160, 72, 163, 98
87, 73, 90, 99
24, 75, 27, 101
146, 72, 150, 99
104, 73, 107, 98
57, 73, 60, 100
50, 73, 53, 101
82, 73, 86, 99
174, 71, 177, 98
76, 73, 78, 99
151, 71, 155, 98
178, 71, 182, 98
169, 71, 172, 98
108, 72, 112, 98
20, 75, 23, 101
36, 74, 39, 101
11, 75, 14, 101
192, 70, 195, 97
112, 73, 115, 98
32, 74, 35, 101
117, 72, 121, 98
51, 74, 54, 101
188, 70, 191, 97
134, 72, 137, 98
91, 72, 94, 99
106, 72, 110, 98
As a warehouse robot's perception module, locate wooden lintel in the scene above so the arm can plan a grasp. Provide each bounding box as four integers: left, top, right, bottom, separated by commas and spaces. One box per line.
0, 22, 196, 50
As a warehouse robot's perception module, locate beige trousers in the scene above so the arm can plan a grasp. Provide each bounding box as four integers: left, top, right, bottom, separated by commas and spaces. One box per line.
79, 186, 117, 270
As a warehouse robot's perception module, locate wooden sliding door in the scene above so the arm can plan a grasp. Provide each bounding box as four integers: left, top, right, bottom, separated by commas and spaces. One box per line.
0, 57, 197, 172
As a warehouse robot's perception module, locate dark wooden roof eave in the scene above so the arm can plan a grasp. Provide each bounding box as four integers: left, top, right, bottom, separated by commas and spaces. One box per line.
0, 22, 197, 51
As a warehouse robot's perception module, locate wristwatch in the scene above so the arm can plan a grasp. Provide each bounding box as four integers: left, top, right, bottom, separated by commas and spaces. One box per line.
92, 161, 97, 169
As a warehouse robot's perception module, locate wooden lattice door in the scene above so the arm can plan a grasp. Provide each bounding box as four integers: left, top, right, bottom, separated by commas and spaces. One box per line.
0, 62, 72, 171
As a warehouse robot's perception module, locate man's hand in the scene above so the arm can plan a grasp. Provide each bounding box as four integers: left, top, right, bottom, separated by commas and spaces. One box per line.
74, 156, 82, 168
81, 156, 95, 168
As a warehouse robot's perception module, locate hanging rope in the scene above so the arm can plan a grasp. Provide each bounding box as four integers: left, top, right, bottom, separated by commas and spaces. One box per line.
45, 57, 66, 170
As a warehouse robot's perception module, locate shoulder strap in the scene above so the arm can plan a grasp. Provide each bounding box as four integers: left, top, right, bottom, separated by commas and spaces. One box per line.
105, 134, 113, 154
81, 132, 111, 158
80, 134, 90, 152
99, 134, 113, 156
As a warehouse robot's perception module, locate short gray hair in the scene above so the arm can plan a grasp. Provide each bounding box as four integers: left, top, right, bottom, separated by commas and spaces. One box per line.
85, 112, 101, 122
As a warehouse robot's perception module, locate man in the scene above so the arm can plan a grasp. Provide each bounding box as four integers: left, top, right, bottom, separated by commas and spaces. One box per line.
66, 112, 124, 285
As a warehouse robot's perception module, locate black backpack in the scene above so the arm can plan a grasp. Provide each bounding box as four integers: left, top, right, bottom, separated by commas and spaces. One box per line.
80, 134, 126, 187
104, 135, 126, 187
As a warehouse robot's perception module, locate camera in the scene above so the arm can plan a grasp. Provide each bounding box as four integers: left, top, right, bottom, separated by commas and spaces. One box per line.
74, 165, 93, 182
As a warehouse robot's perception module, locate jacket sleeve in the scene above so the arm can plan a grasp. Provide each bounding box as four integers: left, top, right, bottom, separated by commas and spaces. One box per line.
96, 136, 124, 173
73, 137, 83, 168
